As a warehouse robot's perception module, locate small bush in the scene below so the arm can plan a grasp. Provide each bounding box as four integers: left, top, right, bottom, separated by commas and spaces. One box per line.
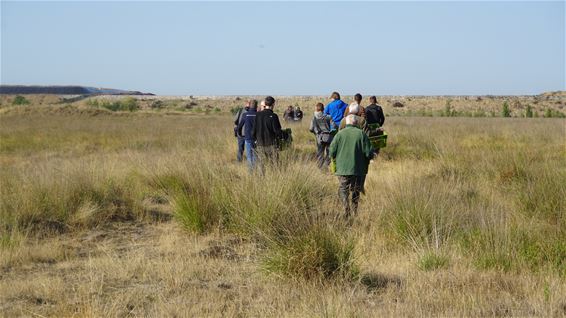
525, 105, 533, 118
12, 95, 30, 105
101, 97, 139, 112
418, 252, 449, 271
230, 106, 243, 115
150, 100, 163, 109
502, 102, 511, 117
263, 226, 358, 280
86, 99, 100, 107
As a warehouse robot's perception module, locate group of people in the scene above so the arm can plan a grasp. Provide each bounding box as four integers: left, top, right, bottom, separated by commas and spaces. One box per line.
233, 92, 385, 218
283, 105, 304, 122
309, 92, 385, 217
233, 96, 283, 174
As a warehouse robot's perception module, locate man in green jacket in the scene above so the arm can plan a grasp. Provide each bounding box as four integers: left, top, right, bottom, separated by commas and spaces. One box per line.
329, 114, 375, 217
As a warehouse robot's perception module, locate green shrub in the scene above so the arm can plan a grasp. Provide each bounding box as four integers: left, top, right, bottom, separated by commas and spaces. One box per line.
525, 105, 533, 118
502, 102, 511, 117
86, 99, 100, 107
418, 252, 449, 271
230, 106, 243, 115
150, 100, 163, 109
443, 100, 455, 117
12, 95, 30, 105
101, 97, 139, 112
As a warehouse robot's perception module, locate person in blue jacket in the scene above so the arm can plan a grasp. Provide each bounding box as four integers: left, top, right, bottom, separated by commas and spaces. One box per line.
324, 91, 348, 127
237, 99, 258, 172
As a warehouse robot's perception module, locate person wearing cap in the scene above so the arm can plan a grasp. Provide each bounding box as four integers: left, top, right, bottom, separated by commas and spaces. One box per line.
324, 91, 348, 127
252, 96, 282, 174
329, 114, 375, 218
237, 99, 258, 172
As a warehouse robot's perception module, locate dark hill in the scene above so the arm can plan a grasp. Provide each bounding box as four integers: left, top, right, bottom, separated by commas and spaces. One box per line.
0, 85, 153, 96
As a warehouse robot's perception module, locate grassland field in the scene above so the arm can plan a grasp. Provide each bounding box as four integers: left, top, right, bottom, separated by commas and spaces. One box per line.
0, 96, 565, 317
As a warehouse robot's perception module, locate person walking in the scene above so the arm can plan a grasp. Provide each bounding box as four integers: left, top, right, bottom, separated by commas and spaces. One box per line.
339, 102, 366, 130
364, 95, 386, 155
233, 100, 250, 162
365, 96, 385, 127
252, 96, 282, 174
294, 106, 304, 122
309, 102, 336, 168
343, 93, 366, 118
329, 114, 375, 218
237, 100, 258, 172
324, 91, 348, 128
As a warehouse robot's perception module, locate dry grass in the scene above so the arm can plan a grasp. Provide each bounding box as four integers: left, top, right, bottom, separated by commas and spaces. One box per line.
1, 107, 565, 316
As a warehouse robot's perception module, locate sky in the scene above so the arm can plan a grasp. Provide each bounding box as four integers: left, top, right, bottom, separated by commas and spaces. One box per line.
1, 1, 564, 95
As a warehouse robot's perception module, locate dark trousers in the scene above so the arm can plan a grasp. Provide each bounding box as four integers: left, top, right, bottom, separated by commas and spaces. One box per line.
237, 137, 245, 162
316, 142, 331, 168
256, 145, 279, 175
338, 175, 366, 216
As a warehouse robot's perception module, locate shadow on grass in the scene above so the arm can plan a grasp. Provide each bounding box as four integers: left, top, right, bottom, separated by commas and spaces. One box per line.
360, 272, 402, 292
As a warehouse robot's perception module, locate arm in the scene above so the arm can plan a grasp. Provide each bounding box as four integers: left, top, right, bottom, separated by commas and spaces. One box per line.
233, 108, 242, 126
251, 116, 257, 141
236, 113, 245, 137
309, 117, 316, 134
329, 134, 339, 159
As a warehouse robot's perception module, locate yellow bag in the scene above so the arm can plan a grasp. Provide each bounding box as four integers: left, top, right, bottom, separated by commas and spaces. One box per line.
330, 159, 337, 173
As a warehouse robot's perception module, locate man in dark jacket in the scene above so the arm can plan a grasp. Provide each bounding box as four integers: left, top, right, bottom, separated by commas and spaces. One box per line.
233, 100, 250, 162
365, 96, 385, 127
252, 96, 282, 173
237, 100, 258, 172
329, 114, 374, 218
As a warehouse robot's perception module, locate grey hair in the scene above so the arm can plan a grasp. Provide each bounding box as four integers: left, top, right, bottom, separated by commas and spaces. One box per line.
345, 114, 358, 126
349, 103, 359, 115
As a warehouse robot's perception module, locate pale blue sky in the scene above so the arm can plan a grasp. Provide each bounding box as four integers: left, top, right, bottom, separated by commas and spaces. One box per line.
1, 1, 564, 95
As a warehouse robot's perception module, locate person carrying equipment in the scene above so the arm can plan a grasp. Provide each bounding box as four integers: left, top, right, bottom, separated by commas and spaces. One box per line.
329, 114, 375, 218
364, 96, 387, 154
309, 102, 337, 168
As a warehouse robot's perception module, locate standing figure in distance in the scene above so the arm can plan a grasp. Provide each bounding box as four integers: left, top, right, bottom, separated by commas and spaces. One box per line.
237, 99, 258, 172
283, 105, 295, 122
233, 100, 250, 162
294, 106, 304, 122
253, 96, 282, 174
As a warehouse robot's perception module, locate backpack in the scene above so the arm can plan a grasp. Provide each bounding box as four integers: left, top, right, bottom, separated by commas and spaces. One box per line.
314, 115, 334, 144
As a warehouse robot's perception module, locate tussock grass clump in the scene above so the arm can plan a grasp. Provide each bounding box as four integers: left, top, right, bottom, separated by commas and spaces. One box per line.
263, 225, 358, 280
0, 168, 144, 238
418, 252, 450, 271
